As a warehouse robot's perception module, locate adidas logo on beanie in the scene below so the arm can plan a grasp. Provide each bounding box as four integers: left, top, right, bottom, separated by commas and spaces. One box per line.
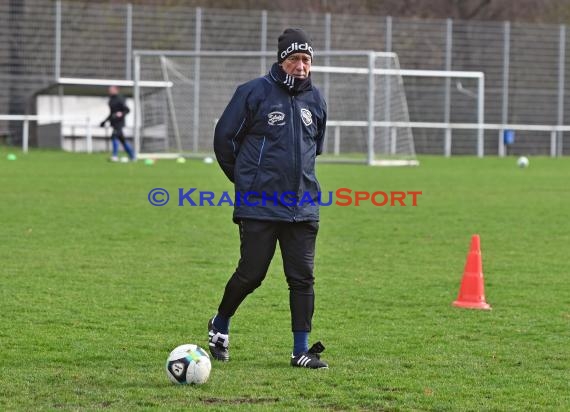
278, 28, 313, 63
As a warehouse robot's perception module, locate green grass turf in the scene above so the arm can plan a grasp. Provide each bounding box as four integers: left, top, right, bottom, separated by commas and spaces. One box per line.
1, 149, 569, 411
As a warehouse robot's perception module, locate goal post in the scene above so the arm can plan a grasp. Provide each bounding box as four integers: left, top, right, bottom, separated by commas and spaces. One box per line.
133, 50, 484, 164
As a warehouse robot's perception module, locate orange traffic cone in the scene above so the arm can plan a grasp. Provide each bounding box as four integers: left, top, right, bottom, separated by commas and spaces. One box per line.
453, 234, 491, 310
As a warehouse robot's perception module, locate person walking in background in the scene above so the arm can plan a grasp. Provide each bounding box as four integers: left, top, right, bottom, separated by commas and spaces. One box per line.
100, 85, 135, 162
210, 28, 328, 369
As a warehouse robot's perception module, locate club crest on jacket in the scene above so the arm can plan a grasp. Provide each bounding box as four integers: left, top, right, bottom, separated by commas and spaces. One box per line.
301, 108, 313, 126
268, 111, 286, 126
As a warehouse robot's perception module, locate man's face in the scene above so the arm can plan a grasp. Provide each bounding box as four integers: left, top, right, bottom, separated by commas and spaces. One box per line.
109, 86, 119, 95
281, 53, 312, 79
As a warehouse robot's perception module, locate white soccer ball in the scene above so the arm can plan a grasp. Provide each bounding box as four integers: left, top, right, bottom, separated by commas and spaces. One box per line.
517, 156, 529, 168
176, 156, 186, 164
120, 156, 129, 163
165, 344, 211, 385
203, 156, 214, 164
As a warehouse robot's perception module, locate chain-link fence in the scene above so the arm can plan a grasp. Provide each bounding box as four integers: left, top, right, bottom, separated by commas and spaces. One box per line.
1, 0, 569, 155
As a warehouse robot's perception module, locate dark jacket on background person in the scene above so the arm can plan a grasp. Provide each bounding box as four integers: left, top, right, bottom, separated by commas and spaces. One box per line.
102, 94, 130, 130
214, 63, 327, 223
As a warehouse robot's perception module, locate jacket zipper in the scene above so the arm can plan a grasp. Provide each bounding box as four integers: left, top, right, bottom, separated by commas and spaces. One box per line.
257, 136, 266, 165
291, 96, 300, 222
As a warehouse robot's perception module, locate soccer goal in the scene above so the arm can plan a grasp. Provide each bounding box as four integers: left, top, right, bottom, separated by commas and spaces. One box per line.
133, 50, 484, 166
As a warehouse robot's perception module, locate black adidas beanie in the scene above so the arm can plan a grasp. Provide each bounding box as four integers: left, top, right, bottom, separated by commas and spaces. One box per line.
277, 28, 313, 64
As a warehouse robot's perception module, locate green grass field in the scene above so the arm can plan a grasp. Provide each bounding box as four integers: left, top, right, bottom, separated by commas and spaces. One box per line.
1, 150, 569, 411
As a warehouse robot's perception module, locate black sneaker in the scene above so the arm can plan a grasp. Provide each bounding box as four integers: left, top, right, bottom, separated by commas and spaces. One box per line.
208, 317, 229, 361
291, 341, 328, 369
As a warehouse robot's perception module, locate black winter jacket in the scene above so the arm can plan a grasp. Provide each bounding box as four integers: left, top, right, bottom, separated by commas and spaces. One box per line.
214, 63, 327, 223
102, 94, 130, 130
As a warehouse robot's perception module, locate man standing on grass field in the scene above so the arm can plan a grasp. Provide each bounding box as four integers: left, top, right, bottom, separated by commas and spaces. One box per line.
100, 85, 135, 162
210, 28, 328, 369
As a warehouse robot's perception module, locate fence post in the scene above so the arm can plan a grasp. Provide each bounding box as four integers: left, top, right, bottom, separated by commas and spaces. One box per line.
54, 0, 61, 80
22, 117, 29, 153
193, 7, 202, 153
133, 53, 141, 155
125, 3, 133, 80
477, 75, 485, 157
384, 16, 392, 155
444, 18, 453, 157
390, 127, 397, 155
260, 10, 267, 75
557, 24, 565, 157
324, 13, 331, 106
367, 52, 376, 165
334, 125, 340, 156
499, 21, 510, 157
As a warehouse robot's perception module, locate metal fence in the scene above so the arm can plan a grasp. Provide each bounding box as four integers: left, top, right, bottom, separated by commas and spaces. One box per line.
1, 0, 570, 155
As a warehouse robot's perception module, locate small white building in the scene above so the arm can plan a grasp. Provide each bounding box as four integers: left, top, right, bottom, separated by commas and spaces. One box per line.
34, 78, 136, 152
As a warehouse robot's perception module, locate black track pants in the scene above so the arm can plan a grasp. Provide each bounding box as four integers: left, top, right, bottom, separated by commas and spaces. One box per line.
217, 219, 319, 332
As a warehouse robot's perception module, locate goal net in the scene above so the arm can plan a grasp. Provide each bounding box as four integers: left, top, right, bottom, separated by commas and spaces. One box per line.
133, 51, 483, 165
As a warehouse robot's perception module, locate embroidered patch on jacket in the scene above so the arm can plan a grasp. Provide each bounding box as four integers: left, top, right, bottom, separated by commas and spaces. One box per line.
301, 108, 313, 126
268, 111, 286, 126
